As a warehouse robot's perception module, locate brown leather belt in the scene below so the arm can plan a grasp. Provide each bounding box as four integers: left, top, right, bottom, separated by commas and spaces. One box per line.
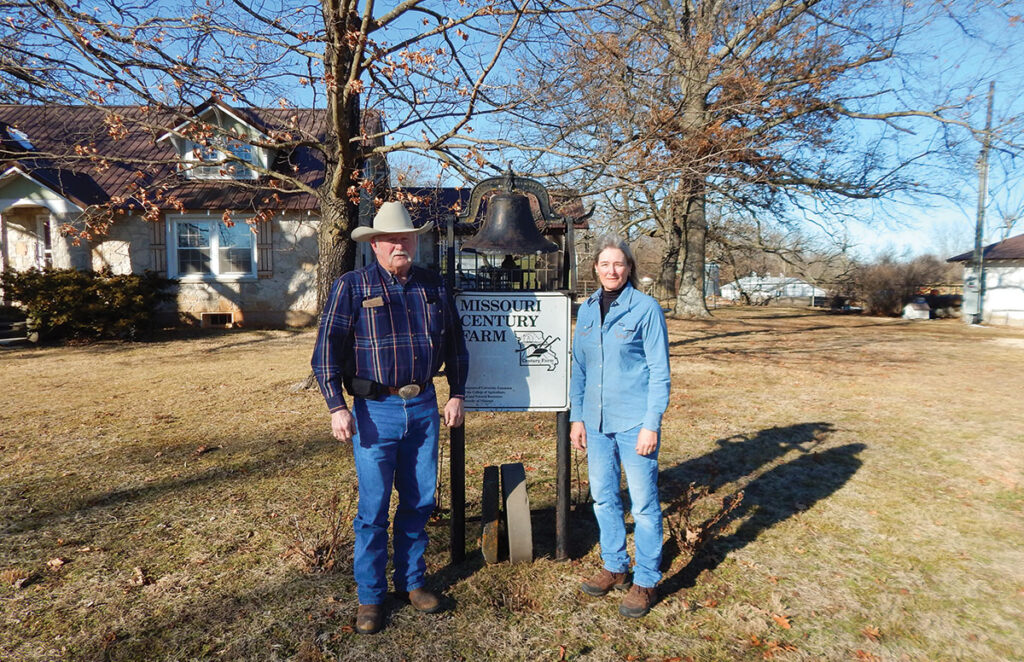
385, 383, 427, 399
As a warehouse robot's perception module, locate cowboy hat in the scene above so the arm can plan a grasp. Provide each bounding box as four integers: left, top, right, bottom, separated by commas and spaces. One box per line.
351, 202, 433, 242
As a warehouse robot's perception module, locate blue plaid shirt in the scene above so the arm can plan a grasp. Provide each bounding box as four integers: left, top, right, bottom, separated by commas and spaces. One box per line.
311, 262, 469, 411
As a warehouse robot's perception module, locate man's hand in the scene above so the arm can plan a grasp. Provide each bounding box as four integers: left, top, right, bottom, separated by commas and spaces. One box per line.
570, 421, 587, 451
635, 428, 658, 456
330, 408, 355, 442
443, 397, 465, 428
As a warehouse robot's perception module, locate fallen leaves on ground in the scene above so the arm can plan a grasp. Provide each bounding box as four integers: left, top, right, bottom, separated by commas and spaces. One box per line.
771, 613, 792, 629
1, 568, 33, 588
129, 566, 151, 586
750, 636, 798, 659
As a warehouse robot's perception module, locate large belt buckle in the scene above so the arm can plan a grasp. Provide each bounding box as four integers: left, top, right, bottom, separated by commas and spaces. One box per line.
397, 383, 421, 399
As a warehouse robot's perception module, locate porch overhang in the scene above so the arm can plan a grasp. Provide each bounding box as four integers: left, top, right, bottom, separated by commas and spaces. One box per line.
0, 166, 85, 215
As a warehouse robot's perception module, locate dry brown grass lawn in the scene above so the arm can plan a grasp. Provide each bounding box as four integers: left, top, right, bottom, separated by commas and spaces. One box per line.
1, 308, 1022, 661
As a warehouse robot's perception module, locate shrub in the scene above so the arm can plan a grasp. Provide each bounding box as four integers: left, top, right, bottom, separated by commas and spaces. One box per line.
281, 488, 357, 574
0, 268, 176, 341
850, 254, 956, 316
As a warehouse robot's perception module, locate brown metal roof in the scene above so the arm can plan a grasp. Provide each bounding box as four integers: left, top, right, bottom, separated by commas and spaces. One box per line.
0, 102, 333, 212
1, 102, 588, 231
948, 233, 1024, 262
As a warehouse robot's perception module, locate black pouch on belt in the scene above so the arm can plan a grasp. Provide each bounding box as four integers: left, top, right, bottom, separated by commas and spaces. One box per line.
343, 375, 381, 399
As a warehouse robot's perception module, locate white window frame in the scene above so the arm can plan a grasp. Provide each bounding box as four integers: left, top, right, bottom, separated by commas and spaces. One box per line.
182, 137, 257, 181
167, 215, 258, 281
35, 213, 52, 269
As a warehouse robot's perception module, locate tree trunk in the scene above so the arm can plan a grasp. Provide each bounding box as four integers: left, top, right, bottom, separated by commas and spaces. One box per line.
315, 195, 359, 310
674, 187, 710, 318
658, 217, 682, 303
292, 196, 358, 393
317, 0, 363, 309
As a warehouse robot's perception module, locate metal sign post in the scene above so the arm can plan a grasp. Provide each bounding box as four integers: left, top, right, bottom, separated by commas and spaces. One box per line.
444, 167, 580, 564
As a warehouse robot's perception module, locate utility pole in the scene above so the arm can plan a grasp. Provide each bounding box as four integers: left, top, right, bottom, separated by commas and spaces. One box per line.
970, 81, 994, 324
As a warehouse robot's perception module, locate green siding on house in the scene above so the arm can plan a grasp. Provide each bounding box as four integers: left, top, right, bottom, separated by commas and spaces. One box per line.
0, 175, 67, 205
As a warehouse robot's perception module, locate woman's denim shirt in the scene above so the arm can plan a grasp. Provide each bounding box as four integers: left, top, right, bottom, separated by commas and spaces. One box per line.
569, 283, 671, 433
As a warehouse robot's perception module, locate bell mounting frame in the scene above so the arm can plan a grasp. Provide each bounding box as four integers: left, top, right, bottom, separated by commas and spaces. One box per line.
457, 165, 568, 235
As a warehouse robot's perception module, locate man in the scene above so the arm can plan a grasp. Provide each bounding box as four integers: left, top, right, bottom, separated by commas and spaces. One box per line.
311, 201, 469, 635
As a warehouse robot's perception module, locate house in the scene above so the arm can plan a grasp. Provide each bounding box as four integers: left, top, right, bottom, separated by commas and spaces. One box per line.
1, 99, 331, 326
948, 233, 1024, 326
1, 100, 587, 327
720, 273, 826, 305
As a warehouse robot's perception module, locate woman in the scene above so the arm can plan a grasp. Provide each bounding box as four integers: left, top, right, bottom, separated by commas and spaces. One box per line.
569, 235, 671, 618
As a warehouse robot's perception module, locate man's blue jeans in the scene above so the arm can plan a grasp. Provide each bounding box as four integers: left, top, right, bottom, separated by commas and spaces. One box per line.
350, 386, 439, 605
585, 424, 663, 588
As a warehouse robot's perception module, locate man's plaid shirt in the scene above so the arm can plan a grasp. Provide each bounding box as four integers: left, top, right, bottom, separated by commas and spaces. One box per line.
311, 262, 469, 412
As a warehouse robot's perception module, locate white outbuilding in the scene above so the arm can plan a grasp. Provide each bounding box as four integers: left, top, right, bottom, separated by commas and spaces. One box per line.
948, 233, 1024, 327
720, 273, 826, 304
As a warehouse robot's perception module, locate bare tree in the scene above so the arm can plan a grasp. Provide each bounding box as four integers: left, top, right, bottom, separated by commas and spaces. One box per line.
507, 0, 1021, 317
851, 253, 956, 316
0, 0, 552, 305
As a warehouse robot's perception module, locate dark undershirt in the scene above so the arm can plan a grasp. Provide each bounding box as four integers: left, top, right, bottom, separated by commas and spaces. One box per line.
600, 285, 626, 323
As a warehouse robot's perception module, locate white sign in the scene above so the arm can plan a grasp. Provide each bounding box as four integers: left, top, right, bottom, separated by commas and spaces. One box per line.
457, 291, 571, 411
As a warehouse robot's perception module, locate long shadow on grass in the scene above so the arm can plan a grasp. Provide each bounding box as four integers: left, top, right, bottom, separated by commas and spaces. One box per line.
1, 438, 338, 536
659, 441, 865, 597
660, 422, 836, 495
548, 423, 837, 561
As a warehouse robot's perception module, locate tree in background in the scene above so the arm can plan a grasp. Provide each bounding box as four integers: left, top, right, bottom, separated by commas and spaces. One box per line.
508, 0, 1022, 317
0, 0, 546, 306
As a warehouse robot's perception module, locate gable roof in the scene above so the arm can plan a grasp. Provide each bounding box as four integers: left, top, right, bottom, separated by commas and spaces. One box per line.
0, 102, 330, 213
156, 97, 272, 143
948, 233, 1024, 262
0, 102, 588, 231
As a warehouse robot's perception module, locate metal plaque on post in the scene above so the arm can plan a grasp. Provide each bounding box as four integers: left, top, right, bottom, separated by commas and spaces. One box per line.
457, 291, 571, 412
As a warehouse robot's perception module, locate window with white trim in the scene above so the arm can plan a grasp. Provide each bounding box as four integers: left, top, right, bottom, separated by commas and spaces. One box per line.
184, 137, 256, 180
171, 218, 256, 278
35, 214, 52, 268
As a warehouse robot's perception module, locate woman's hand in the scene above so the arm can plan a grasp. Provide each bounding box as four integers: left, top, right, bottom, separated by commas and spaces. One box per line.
635, 428, 658, 456
570, 421, 587, 451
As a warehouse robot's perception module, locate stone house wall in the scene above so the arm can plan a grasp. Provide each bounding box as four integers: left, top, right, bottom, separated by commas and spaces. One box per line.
92, 213, 321, 327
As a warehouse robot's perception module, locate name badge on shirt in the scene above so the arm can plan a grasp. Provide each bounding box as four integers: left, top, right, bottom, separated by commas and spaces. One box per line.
362, 296, 385, 308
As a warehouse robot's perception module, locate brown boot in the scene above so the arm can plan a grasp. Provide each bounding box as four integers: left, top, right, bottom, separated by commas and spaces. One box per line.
399, 587, 442, 614
354, 604, 383, 634
619, 584, 657, 618
580, 568, 631, 597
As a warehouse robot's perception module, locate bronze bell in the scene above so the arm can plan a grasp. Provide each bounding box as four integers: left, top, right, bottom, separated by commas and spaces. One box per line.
461, 192, 559, 255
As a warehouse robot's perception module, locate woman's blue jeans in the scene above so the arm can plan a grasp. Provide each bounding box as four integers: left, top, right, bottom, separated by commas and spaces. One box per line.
350, 386, 440, 605
586, 424, 663, 588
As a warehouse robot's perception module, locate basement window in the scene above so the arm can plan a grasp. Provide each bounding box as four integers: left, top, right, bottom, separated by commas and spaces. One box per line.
200, 312, 235, 328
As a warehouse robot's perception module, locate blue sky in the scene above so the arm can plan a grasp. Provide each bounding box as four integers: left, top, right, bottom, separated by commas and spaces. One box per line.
371, 2, 1024, 261
838, 3, 1024, 259
78, 0, 1012, 261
